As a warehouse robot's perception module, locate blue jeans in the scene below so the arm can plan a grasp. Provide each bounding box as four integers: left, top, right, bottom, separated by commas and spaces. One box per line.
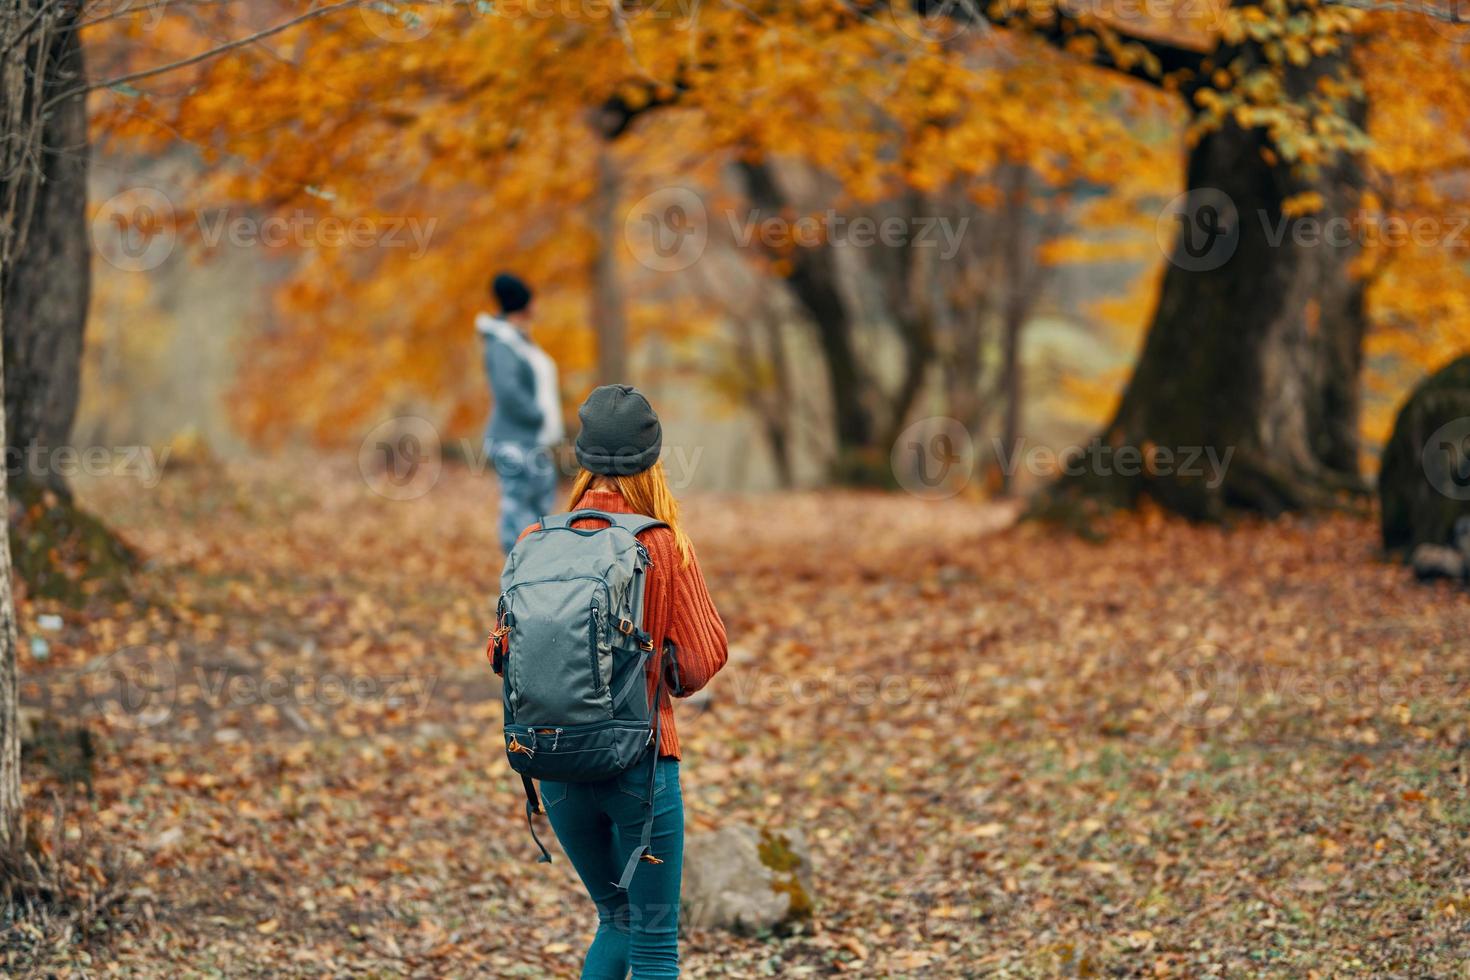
542, 759, 683, 979
492, 443, 557, 554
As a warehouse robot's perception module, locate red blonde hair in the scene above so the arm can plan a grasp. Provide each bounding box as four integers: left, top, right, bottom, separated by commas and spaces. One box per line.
567, 461, 693, 566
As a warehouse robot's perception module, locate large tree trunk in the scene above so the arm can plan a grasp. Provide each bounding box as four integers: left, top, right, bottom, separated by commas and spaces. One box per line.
1069, 49, 1368, 519
0, 0, 92, 847
3, 4, 89, 500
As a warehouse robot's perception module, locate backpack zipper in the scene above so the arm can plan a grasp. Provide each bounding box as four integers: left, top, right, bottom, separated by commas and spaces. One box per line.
589, 599, 605, 697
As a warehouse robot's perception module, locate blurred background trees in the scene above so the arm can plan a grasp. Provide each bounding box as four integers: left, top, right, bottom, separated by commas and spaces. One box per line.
3, 0, 1465, 509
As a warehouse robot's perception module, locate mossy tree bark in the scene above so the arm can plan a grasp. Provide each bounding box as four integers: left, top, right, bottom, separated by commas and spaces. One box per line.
1078, 90, 1368, 518
988, 9, 1372, 519
0, 0, 91, 849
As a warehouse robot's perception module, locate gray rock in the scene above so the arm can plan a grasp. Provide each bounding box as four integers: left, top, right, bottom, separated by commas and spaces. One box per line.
681, 825, 813, 934
1411, 543, 1467, 582
1455, 516, 1470, 559
16, 706, 45, 745
1379, 354, 1470, 553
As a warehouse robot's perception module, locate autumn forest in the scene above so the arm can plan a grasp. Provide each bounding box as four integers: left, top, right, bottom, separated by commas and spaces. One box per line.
2, 0, 1470, 975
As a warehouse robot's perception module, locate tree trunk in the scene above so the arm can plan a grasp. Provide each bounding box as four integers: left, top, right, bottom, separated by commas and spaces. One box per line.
0, 303, 20, 851
758, 310, 796, 488
1067, 50, 1368, 519
3, 4, 89, 500
996, 165, 1033, 498
999, 303, 1022, 497
873, 188, 939, 456
0, 0, 81, 854
734, 160, 878, 470
592, 145, 628, 385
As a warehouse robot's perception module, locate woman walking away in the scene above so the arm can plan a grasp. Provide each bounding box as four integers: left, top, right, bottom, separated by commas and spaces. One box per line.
516, 384, 727, 978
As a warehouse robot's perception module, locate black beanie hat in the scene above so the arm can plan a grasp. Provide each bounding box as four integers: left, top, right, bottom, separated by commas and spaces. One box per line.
492, 272, 532, 315
575, 384, 663, 476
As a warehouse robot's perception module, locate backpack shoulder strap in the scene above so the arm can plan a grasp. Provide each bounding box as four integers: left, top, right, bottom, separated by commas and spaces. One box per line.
607, 512, 667, 537
540, 509, 667, 537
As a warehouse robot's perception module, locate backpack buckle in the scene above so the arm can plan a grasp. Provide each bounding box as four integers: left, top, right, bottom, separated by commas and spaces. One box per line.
617, 618, 635, 636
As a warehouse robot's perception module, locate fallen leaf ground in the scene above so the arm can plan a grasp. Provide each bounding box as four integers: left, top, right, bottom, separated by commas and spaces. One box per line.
11, 457, 1470, 977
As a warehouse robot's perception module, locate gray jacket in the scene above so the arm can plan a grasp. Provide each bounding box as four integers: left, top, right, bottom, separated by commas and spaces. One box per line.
478, 313, 562, 449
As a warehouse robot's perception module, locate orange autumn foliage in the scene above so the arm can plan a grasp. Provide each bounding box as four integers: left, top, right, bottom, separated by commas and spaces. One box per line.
84, 1, 1470, 453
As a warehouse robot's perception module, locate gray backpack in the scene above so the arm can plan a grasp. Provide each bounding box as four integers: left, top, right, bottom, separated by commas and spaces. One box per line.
490, 508, 675, 889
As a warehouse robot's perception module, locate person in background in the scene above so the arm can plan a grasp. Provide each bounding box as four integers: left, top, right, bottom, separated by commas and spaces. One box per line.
477, 272, 564, 554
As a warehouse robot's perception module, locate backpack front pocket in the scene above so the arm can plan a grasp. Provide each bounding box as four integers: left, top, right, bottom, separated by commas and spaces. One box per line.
504, 720, 653, 783
504, 577, 614, 726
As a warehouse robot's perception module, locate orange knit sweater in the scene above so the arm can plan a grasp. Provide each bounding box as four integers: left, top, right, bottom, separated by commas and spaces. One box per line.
518, 487, 728, 759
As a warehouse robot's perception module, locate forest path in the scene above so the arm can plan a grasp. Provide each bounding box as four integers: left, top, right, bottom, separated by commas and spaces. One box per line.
14, 459, 1467, 976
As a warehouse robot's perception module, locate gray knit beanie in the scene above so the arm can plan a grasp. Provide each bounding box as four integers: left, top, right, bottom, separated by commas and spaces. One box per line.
574, 384, 663, 476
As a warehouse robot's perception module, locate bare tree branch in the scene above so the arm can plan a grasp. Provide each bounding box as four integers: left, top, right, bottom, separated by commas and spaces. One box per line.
44, 0, 364, 110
